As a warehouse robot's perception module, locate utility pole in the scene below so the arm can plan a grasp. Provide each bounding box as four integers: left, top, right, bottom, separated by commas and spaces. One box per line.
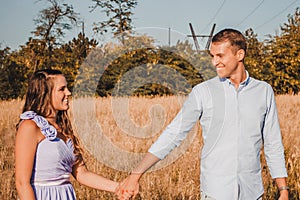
82, 21, 85, 37
168, 27, 171, 46
187, 23, 216, 51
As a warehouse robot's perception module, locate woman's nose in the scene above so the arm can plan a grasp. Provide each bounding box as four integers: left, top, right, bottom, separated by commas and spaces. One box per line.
66, 88, 71, 96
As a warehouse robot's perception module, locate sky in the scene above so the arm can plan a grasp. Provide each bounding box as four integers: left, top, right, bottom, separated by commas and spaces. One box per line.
0, 0, 299, 50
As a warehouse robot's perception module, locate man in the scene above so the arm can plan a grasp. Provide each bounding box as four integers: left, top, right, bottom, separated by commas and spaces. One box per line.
117, 29, 289, 200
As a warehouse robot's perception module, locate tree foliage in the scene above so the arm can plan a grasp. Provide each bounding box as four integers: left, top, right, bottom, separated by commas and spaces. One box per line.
264, 7, 300, 94
245, 7, 300, 94
96, 47, 204, 97
0, 47, 27, 99
0, 5, 299, 99
73, 36, 213, 97
90, 0, 137, 44
0, 32, 98, 99
30, 0, 79, 71
244, 28, 265, 80
33, 0, 79, 48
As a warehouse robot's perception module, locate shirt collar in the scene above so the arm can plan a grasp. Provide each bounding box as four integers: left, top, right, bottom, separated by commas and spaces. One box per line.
240, 70, 250, 86
219, 71, 251, 87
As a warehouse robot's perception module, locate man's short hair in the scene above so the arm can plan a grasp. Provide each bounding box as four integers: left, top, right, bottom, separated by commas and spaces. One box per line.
212, 29, 247, 53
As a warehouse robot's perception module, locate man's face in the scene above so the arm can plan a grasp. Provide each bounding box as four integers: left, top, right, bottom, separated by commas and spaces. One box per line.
209, 41, 244, 79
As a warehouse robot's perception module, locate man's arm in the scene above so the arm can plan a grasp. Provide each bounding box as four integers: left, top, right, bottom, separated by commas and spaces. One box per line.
275, 177, 289, 200
263, 86, 288, 199
117, 153, 160, 199
116, 87, 203, 199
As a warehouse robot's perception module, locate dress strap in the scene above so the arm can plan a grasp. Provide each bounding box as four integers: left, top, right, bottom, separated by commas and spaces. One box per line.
20, 111, 57, 140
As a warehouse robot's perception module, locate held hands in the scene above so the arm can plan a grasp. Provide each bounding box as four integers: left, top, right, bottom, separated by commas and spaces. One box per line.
115, 153, 158, 199
115, 186, 133, 200
115, 174, 140, 200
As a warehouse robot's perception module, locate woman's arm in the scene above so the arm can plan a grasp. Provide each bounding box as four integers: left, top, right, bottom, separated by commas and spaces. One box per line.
72, 162, 119, 193
15, 120, 41, 200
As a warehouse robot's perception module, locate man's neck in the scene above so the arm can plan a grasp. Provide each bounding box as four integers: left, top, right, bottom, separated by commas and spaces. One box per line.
229, 65, 247, 89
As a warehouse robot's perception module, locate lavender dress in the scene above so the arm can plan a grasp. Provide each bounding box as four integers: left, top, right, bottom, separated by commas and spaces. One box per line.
20, 111, 77, 200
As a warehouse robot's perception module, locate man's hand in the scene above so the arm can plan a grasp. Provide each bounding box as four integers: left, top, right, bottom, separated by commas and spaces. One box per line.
115, 153, 160, 199
275, 178, 289, 200
278, 189, 289, 200
116, 174, 140, 200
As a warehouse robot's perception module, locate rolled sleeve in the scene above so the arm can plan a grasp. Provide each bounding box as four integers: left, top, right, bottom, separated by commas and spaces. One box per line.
263, 85, 287, 178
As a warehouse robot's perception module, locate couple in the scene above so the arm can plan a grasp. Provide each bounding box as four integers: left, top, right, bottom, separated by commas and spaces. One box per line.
15, 28, 289, 200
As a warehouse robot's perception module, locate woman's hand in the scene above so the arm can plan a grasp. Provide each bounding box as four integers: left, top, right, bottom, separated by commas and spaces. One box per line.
116, 174, 140, 200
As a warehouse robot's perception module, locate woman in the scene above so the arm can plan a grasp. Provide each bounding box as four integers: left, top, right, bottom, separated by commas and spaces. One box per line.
15, 69, 131, 199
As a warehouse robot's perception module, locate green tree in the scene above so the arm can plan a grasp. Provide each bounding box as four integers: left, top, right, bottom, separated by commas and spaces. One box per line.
74, 36, 211, 97
3, 33, 97, 99
32, 0, 79, 69
90, 0, 137, 44
58, 33, 98, 91
244, 28, 266, 81
163, 40, 215, 81
264, 7, 300, 94
73, 34, 155, 96
96, 45, 204, 96
16, 38, 47, 72
0, 47, 28, 99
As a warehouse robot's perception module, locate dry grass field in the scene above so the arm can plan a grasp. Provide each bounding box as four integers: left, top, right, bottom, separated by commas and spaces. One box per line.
0, 95, 299, 199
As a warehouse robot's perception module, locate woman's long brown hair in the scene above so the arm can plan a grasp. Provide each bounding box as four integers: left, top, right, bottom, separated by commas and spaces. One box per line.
17, 69, 84, 165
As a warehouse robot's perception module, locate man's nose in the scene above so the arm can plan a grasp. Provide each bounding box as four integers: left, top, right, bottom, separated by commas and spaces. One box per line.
211, 57, 219, 66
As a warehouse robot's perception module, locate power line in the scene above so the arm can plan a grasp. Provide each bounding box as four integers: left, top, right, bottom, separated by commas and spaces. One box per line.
201, 0, 227, 32
235, 0, 265, 27
255, 0, 299, 30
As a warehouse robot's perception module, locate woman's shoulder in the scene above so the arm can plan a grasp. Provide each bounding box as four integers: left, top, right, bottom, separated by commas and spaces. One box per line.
18, 111, 39, 131
19, 111, 57, 141
18, 119, 39, 130
17, 119, 41, 140
19, 111, 57, 140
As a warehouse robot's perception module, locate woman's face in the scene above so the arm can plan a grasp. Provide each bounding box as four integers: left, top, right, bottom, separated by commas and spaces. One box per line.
51, 75, 71, 111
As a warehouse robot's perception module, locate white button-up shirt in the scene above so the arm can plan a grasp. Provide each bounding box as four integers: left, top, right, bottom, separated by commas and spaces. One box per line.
149, 74, 287, 200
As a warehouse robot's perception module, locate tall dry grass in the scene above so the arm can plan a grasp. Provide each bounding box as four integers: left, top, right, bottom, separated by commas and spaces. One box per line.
0, 95, 299, 199
261, 95, 300, 199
